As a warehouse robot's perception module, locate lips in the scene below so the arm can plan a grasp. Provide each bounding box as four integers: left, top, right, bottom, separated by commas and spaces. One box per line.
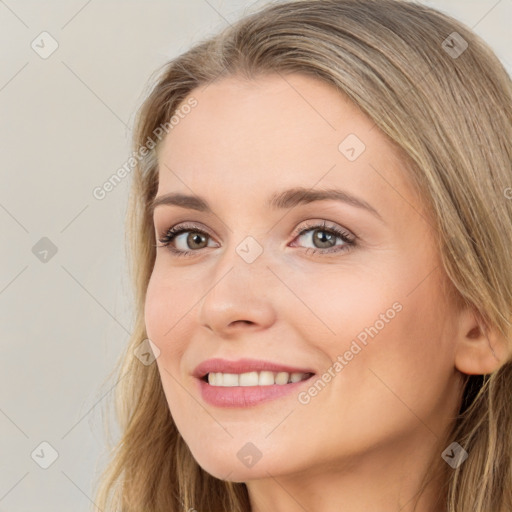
193, 357, 315, 379
193, 358, 317, 407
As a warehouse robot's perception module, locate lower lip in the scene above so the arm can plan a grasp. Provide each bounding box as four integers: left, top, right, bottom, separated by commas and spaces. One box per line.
197, 375, 315, 407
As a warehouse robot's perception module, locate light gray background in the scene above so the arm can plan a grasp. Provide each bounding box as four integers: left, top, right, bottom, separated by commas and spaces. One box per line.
0, 1, 510, 510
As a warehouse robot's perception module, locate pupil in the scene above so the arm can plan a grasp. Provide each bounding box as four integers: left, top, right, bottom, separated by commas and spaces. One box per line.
188, 232, 207, 249
315, 230, 334, 248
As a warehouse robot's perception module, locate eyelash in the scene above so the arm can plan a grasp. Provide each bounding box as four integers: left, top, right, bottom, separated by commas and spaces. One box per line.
156, 221, 356, 258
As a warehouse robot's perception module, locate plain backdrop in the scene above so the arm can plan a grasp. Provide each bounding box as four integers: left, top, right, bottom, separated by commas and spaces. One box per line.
0, 1, 510, 510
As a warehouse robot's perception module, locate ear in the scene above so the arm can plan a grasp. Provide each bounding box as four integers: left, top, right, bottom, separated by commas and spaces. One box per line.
454, 307, 511, 375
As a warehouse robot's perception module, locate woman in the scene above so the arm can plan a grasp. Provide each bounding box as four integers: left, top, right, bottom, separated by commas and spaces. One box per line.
94, 1, 512, 510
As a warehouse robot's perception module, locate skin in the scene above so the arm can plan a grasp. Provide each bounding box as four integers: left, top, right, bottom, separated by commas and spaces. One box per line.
145, 73, 506, 512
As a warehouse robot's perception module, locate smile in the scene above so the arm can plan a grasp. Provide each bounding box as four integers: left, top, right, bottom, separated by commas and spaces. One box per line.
205, 370, 313, 387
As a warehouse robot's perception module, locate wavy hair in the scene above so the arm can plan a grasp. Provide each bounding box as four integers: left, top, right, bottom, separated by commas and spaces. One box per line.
93, 1, 512, 510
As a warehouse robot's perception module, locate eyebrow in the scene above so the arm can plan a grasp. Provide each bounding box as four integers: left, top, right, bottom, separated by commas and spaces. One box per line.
150, 187, 383, 221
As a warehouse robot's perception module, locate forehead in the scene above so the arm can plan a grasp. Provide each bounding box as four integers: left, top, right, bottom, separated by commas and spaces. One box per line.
155, 73, 419, 216
159, 73, 374, 165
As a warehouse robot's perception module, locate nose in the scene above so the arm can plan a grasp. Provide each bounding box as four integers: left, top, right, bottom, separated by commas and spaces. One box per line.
197, 248, 277, 337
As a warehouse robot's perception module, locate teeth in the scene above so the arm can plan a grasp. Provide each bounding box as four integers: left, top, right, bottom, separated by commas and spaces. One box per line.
259, 371, 275, 386
206, 371, 310, 387
275, 372, 289, 385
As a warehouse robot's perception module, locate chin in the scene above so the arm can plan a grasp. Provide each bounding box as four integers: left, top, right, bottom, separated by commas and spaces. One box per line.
185, 437, 292, 480
192, 454, 267, 482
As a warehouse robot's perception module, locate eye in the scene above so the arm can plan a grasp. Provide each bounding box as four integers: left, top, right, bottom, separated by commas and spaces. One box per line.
156, 222, 218, 257
155, 220, 356, 257
290, 221, 355, 255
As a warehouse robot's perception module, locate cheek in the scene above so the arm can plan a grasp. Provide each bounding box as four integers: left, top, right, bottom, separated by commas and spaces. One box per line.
340, 277, 456, 419
288, 264, 403, 344
310, 263, 454, 408
144, 271, 190, 361
144, 274, 193, 417
144, 276, 168, 341
144, 260, 195, 327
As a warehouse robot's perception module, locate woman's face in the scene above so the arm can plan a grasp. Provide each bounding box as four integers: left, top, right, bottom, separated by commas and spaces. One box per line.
145, 73, 463, 481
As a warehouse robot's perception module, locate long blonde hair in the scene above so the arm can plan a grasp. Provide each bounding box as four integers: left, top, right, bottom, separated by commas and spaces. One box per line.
93, 1, 512, 510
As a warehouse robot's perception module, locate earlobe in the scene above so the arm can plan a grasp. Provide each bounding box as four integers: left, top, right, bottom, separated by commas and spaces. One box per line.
454, 307, 510, 376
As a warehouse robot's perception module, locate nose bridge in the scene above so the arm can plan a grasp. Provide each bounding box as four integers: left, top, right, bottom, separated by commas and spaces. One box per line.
212, 230, 270, 288
197, 234, 276, 333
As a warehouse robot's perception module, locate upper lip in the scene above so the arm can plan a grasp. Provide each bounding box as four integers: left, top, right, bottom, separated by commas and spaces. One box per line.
193, 358, 316, 379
